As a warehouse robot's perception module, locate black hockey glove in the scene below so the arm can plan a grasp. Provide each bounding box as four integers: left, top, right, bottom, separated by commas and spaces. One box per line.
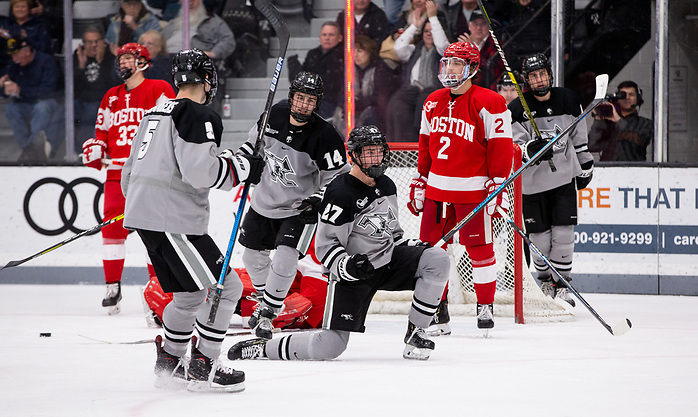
523, 137, 554, 164
338, 254, 375, 281
241, 154, 265, 185
575, 160, 594, 190
297, 194, 322, 224
395, 237, 432, 247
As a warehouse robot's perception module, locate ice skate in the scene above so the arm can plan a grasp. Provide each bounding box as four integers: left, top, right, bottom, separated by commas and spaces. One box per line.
153, 335, 187, 389
187, 337, 245, 393
228, 338, 267, 360
248, 305, 277, 340
539, 277, 555, 298
554, 279, 576, 307
426, 299, 451, 337
102, 282, 122, 315
476, 303, 494, 337
403, 321, 435, 360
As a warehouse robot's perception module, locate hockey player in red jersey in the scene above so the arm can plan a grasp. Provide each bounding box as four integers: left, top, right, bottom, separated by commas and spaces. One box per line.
408, 42, 513, 333
81, 42, 175, 314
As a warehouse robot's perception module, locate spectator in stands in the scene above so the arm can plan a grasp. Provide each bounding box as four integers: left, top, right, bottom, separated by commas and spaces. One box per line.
385, 1, 448, 142
333, 35, 399, 135
162, 0, 235, 66
588, 80, 654, 162
444, 0, 478, 41
287, 21, 344, 119
138, 30, 173, 87
29, 0, 63, 54
502, 0, 550, 71
336, 0, 391, 47
0, 36, 61, 162
74, 26, 119, 154
459, 10, 503, 90
146, 0, 180, 21
0, 0, 52, 53
105, 0, 161, 55
219, 0, 271, 78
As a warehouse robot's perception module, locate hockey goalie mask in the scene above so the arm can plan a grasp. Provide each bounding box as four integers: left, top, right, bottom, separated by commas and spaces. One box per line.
347, 125, 391, 179
172, 49, 219, 105
289, 72, 324, 123
438, 42, 480, 88
116, 43, 151, 81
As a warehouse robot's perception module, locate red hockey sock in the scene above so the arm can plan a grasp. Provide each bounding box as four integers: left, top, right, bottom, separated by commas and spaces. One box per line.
103, 259, 124, 284
474, 281, 496, 305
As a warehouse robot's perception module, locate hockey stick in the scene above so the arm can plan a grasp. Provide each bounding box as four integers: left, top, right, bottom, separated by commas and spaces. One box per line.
207, 0, 290, 325
77, 327, 309, 345
495, 207, 632, 336
476, 0, 556, 172
1, 214, 124, 271
434, 74, 609, 248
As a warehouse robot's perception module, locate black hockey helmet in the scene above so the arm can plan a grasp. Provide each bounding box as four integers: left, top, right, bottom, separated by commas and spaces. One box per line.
521, 53, 553, 97
347, 125, 391, 179
288, 71, 323, 123
497, 71, 516, 87
172, 48, 218, 105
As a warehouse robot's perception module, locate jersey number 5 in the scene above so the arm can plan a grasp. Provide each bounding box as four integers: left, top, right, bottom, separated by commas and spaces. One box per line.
321, 204, 343, 224
137, 120, 160, 160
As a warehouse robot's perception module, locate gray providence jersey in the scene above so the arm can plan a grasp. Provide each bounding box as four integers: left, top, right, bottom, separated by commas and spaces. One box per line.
316, 172, 405, 277
122, 98, 235, 235
509, 87, 593, 195
241, 102, 349, 219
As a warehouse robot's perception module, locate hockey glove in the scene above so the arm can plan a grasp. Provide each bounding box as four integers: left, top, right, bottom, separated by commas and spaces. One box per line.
297, 193, 322, 224
575, 160, 594, 190
485, 177, 509, 219
522, 137, 554, 164
338, 254, 375, 281
407, 173, 427, 216
395, 236, 431, 247
220, 150, 265, 185
81, 138, 107, 170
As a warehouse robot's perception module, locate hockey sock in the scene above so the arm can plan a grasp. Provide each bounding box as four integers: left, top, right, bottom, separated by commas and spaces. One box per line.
265, 330, 350, 360
261, 245, 299, 311
410, 247, 451, 327
549, 225, 574, 278
102, 239, 126, 284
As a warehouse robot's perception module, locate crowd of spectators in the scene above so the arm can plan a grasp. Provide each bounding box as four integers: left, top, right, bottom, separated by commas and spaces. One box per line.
0, 0, 651, 160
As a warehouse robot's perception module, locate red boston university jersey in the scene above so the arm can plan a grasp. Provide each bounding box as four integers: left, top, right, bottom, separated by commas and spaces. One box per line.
96, 79, 175, 180
418, 85, 513, 204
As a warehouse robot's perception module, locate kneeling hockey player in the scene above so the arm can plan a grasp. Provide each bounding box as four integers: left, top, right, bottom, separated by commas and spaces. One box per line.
228, 125, 451, 361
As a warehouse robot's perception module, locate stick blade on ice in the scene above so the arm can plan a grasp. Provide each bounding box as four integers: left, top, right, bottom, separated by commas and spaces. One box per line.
611, 318, 632, 336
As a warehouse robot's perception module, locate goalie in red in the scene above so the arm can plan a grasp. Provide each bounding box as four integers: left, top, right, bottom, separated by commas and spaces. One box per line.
408, 41, 513, 334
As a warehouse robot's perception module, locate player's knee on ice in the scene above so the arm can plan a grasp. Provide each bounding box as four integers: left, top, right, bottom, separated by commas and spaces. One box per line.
267, 330, 350, 360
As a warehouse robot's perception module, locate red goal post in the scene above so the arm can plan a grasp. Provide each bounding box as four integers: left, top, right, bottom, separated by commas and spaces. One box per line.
370, 142, 572, 323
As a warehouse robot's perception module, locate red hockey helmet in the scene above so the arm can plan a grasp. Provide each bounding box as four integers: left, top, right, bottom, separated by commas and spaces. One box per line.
438, 42, 480, 88
116, 42, 151, 80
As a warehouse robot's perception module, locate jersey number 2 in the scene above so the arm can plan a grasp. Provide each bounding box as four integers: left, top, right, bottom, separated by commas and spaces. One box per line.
137, 120, 160, 160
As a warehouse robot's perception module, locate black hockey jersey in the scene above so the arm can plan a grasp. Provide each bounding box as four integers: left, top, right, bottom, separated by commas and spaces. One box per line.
509, 87, 593, 194
243, 102, 350, 219
315, 172, 406, 278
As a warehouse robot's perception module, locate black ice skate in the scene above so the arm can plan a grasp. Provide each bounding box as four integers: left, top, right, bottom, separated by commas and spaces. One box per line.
426, 299, 451, 337
476, 303, 495, 334
153, 335, 187, 389
554, 279, 576, 307
228, 338, 267, 360
539, 276, 555, 298
187, 337, 245, 393
403, 321, 435, 360
248, 305, 277, 340
102, 282, 122, 315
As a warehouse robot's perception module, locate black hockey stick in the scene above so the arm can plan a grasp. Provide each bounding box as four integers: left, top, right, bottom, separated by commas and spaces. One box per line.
1, 214, 124, 271
434, 74, 609, 248
476, 0, 556, 172
207, 0, 290, 325
495, 207, 632, 336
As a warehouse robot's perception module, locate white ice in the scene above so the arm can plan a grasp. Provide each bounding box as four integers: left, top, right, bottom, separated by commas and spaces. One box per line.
1, 285, 697, 417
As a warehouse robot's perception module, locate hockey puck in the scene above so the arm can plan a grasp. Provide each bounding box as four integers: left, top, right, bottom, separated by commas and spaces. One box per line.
39, 332, 52, 337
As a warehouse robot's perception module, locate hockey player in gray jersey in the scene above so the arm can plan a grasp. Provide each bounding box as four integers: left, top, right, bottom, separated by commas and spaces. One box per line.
227, 126, 451, 361
237, 71, 350, 340
508, 53, 594, 306
121, 49, 264, 392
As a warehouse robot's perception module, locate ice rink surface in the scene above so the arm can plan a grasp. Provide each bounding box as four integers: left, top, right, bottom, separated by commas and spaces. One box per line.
1, 284, 697, 417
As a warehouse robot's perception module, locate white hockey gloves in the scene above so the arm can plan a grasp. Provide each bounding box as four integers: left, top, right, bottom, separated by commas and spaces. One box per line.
338, 254, 375, 281
81, 138, 107, 170
485, 177, 509, 219
576, 160, 594, 189
219, 149, 265, 185
407, 173, 427, 216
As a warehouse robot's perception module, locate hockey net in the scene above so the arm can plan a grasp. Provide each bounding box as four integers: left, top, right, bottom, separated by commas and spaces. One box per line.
368, 142, 573, 323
